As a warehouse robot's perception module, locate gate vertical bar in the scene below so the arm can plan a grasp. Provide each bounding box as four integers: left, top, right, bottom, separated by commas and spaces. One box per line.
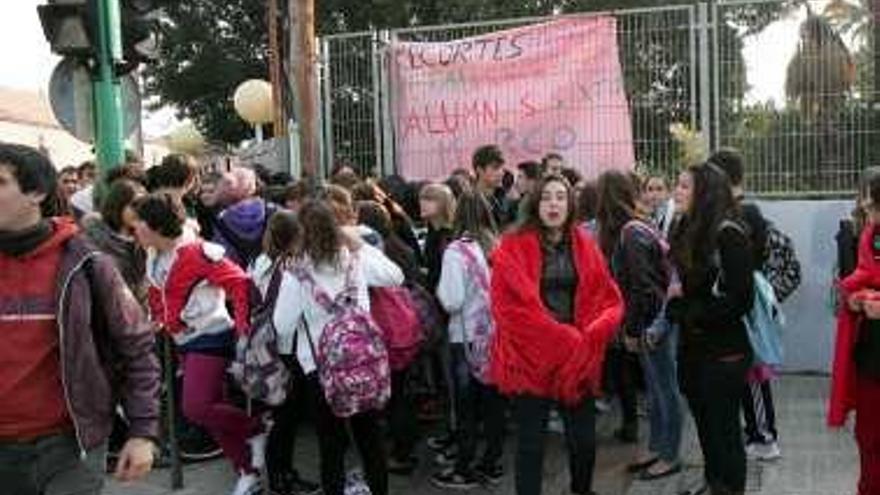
371, 30, 384, 175
320, 37, 334, 177
380, 30, 395, 176
688, 6, 698, 129
710, 1, 721, 150
697, 3, 712, 143
320, 38, 335, 177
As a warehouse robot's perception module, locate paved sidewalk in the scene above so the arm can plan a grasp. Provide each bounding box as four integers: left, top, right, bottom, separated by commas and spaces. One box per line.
105, 375, 858, 495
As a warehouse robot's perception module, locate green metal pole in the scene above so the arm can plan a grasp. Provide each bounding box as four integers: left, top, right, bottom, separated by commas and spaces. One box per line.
93, 0, 125, 204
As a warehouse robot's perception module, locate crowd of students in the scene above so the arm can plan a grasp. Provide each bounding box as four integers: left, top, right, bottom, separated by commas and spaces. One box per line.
2, 138, 878, 495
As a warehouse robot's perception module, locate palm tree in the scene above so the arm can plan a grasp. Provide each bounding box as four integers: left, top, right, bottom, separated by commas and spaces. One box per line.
785, 13, 855, 118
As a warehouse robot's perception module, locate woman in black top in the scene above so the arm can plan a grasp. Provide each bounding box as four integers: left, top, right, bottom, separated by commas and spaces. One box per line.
668, 162, 754, 495
597, 171, 682, 480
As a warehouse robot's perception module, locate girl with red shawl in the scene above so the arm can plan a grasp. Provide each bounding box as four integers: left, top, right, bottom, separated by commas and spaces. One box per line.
830, 174, 880, 495
490, 175, 624, 495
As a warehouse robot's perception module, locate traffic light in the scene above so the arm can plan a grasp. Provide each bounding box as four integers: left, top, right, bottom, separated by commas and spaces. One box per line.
118, 0, 161, 73
37, 0, 94, 57
37, 0, 160, 74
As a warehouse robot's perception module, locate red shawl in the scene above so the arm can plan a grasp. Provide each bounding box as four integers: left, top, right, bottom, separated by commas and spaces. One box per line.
829, 224, 880, 427
489, 227, 624, 405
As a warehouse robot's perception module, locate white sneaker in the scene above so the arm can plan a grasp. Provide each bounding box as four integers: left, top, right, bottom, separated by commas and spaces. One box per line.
247, 432, 267, 471
747, 441, 782, 462
231, 472, 262, 495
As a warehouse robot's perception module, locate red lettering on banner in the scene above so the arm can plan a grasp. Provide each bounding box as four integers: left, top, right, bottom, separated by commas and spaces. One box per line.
392, 18, 635, 179
402, 100, 500, 139
520, 95, 539, 118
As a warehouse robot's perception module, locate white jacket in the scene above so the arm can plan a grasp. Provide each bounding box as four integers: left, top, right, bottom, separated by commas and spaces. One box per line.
250, 254, 298, 355
273, 244, 404, 374
436, 239, 491, 344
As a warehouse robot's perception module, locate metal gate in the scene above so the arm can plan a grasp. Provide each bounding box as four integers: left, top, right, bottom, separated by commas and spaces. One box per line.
319, 0, 878, 196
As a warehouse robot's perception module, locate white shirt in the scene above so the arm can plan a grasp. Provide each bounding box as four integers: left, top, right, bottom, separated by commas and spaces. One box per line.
250, 254, 299, 355
70, 185, 94, 214
272, 244, 404, 374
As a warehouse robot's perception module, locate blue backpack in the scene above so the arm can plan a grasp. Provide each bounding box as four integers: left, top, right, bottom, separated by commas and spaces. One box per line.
743, 271, 785, 367
717, 220, 785, 367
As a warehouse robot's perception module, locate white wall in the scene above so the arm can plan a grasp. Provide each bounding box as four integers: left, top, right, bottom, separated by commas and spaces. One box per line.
755, 199, 854, 373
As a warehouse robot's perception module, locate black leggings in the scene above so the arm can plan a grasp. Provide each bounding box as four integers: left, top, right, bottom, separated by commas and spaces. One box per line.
513, 395, 596, 495
680, 358, 749, 493
266, 357, 310, 478
306, 374, 388, 495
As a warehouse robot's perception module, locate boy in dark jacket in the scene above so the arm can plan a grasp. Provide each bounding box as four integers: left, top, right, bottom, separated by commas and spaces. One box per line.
0, 143, 160, 495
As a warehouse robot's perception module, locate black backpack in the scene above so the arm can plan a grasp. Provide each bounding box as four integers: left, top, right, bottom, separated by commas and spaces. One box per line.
761, 223, 801, 303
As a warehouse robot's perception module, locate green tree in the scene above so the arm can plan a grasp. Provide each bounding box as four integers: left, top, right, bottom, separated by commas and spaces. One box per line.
143, 1, 269, 144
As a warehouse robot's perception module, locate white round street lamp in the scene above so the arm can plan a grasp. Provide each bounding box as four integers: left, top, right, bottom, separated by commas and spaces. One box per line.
165, 121, 206, 154
233, 79, 274, 143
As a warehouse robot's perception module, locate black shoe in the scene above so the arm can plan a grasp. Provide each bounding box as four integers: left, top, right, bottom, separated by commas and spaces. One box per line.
626, 457, 659, 473
433, 444, 458, 467
387, 455, 418, 475
270, 469, 321, 495
430, 468, 479, 490
474, 463, 503, 485
638, 463, 682, 481
177, 429, 223, 463
426, 434, 454, 452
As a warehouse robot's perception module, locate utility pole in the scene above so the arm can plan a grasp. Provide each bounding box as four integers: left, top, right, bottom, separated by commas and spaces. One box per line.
93, 0, 126, 189
268, 0, 285, 137
289, 0, 319, 179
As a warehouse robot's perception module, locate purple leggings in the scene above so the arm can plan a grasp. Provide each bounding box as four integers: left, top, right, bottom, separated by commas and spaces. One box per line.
182, 352, 260, 473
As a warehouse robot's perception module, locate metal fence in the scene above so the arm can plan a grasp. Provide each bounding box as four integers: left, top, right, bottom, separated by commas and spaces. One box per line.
319, 0, 878, 196
714, 0, 879, 196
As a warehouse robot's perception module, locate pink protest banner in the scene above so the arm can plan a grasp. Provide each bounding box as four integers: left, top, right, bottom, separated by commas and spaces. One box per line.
390, 17, 635, 180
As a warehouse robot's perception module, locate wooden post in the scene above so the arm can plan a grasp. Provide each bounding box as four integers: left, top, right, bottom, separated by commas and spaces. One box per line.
268, 0, 285, 137
289, 0, 318, 179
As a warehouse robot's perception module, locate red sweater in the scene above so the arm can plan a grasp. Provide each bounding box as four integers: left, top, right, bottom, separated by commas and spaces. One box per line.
830, 224, 880, 427
490, 227, 624, 405
0, 219, 79, 440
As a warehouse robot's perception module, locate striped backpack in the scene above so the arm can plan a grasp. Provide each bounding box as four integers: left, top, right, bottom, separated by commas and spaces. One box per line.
229, 264, 290, 406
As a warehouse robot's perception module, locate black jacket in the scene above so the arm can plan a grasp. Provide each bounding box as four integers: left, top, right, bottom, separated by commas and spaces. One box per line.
423, 225, 454, 293
669, 219, 754, 361
610, 221, 668, 338
741, 202, 768, 268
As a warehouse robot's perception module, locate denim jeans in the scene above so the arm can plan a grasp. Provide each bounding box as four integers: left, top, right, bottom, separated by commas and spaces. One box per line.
0, 433, 106, 495
639, 320, 683, 464
449, 343, 506, 473
680, 356, 749, 493
513, 395, 596, 495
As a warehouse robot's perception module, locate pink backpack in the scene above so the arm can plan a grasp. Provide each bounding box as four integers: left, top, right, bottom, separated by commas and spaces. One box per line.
449, 239, 495, 384
293, 258, 391, 418
370, 286, 423, 371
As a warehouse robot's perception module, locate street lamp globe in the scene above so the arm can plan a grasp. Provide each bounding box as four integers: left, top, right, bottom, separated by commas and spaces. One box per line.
233, 79, 274, 126
165, 121, 205, 154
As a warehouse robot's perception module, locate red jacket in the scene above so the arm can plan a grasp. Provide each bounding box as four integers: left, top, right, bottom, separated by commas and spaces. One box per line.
146, 241, 251, 347
1, 218, 159, 450
490, 227, 624, 405
830, 224, 880, 427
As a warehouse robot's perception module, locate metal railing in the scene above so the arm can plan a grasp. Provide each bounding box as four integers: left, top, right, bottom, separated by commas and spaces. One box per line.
319, 0, 878, 197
